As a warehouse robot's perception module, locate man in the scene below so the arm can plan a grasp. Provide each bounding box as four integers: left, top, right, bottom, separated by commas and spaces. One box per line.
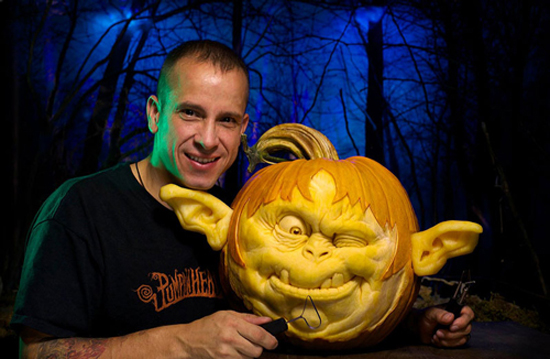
12, 40, 473, 358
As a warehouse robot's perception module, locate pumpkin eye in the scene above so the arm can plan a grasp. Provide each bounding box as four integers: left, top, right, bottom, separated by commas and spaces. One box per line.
278, 215, 309, 237
333, 234, 368, 248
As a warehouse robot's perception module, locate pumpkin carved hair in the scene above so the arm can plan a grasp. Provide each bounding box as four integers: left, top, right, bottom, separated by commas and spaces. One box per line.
227, 156, 419, 279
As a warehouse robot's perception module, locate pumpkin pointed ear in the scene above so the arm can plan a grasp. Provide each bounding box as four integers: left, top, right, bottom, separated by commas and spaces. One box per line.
411, 220, 482, 276
160, 184, 233, 251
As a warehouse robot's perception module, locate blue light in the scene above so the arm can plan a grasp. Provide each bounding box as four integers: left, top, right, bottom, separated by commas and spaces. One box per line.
92, 4, 134, 34
354, 6, 386, 30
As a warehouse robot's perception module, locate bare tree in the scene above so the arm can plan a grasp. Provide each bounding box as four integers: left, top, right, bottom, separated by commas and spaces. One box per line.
7, 0, 549, 306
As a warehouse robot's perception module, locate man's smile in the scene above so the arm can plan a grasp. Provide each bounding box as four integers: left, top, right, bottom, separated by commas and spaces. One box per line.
186, 154, 219, 165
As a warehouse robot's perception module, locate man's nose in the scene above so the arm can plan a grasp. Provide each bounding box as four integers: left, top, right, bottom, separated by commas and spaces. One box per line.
195, 121, 219, 150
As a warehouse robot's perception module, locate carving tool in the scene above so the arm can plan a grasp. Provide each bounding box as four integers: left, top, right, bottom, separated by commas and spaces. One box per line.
438, 270, 475, 330
260, 295, 322, 335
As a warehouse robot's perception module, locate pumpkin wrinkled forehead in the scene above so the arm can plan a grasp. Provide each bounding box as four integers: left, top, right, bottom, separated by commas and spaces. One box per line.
228, 157, 419, 276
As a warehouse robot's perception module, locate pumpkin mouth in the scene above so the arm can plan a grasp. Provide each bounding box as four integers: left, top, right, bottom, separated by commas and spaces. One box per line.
268, 271, 360, 300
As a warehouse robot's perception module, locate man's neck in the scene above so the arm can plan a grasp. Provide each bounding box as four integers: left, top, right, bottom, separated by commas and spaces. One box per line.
132, 156, 174, 210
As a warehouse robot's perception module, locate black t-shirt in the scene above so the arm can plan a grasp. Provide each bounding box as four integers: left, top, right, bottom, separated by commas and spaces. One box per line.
11, 163, 229, 338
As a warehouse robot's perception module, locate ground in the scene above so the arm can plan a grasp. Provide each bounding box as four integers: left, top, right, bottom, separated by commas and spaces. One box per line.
1, 283, 548, 358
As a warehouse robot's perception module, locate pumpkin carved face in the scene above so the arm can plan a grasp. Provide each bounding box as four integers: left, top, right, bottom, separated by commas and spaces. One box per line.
225, 159, 419, 347
160, 126, 481, 350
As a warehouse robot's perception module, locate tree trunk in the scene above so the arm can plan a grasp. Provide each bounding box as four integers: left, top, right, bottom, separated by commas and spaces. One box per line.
365, 15, 385, 164
223, 0, 244, 199
440, 1, 462, 221
105, 0, 159, 167
77, 21, 133, 175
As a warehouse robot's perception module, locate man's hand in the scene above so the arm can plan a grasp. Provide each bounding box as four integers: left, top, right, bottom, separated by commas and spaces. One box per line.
416, 305, 474, 348
19, 310, 278, 359
176, 310, 279, 358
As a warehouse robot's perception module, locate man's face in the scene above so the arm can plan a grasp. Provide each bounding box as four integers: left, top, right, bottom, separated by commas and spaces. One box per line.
148, 58, 249, 190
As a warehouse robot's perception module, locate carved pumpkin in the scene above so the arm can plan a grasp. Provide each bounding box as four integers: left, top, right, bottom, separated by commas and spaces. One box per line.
160, 124, 481, 350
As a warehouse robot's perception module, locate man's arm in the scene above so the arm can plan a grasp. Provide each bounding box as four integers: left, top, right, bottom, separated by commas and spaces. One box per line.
20, 311, 278, 359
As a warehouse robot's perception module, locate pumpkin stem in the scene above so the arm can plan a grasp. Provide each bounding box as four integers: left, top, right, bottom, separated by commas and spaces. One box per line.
242, 123, 340, 172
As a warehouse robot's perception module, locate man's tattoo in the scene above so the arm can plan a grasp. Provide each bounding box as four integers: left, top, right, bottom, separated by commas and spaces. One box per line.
38, 338, 107, 359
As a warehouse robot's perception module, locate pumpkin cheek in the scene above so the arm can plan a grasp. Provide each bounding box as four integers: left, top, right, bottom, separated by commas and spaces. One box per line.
344, 216, 399, 281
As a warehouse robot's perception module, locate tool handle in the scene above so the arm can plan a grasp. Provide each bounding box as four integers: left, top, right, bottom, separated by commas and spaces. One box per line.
260, 318, 288, 335
445, 297, 464, 318
435, 298, 464, 331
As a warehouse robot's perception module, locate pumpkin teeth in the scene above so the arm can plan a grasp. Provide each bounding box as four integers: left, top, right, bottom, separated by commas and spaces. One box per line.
280, 269, 290, 284
269, 275, 360, 300
274, 270, 351, 290
331, 273, 344, 287
319, 273, 344, 289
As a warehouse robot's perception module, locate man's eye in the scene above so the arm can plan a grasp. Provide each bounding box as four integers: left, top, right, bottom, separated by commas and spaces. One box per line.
219, 117, 240, 129
178, 109, 197, 119
221, 117, 237, 124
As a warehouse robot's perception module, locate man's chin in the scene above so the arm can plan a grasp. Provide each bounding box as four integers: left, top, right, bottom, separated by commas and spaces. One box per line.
176, 159, 228, 190
178, 174, 220, 191
181, 182, 216, 191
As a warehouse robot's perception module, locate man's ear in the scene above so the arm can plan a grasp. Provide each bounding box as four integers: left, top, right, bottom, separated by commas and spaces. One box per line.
146, 95, 161, 134
160, 184, 233, 251
411, 220, 482, 276
241, 113, 250, 133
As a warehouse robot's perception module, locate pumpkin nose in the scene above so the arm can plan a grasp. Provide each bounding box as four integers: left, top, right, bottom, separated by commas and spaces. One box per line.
303, 235, 332, 262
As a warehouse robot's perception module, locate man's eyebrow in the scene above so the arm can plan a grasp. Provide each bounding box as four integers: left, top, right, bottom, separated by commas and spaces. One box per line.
175, 101, 205, 113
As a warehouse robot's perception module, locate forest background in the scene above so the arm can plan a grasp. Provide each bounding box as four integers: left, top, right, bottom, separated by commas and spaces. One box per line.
2, 0, 550, 336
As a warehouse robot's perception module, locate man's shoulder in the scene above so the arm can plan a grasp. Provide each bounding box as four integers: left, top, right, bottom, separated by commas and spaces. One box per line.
60, 162, 130, 191
36, 163, 132, 221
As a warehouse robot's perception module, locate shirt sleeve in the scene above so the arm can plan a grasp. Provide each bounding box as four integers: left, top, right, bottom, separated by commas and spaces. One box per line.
11, 217, 103, 338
